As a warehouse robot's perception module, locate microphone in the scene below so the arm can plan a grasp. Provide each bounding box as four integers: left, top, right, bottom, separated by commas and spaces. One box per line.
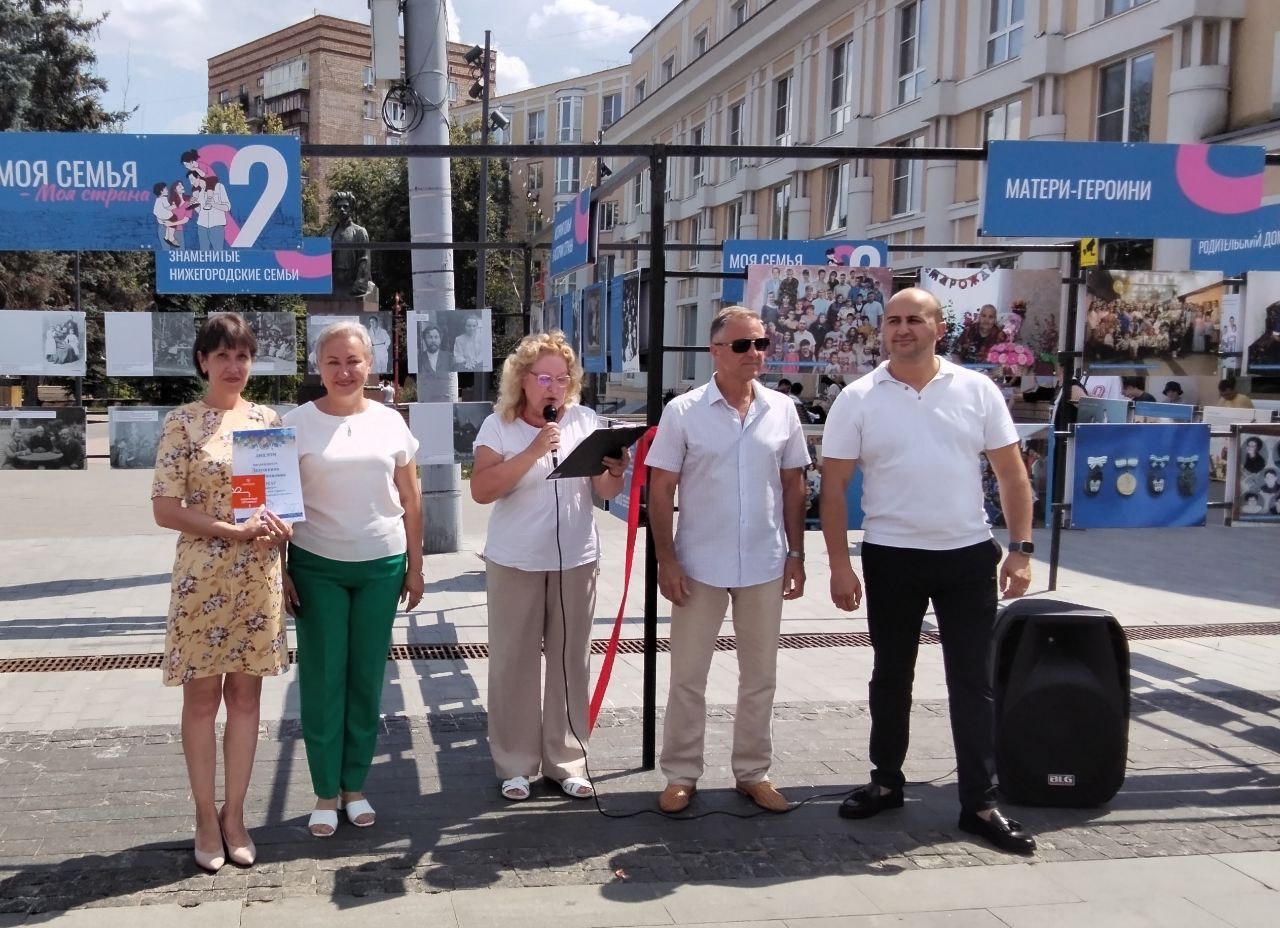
542, 404, 559, 467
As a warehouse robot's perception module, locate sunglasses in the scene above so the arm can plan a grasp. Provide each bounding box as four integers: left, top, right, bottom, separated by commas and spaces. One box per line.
713, 337, 771, 353
529, 372, 571, 388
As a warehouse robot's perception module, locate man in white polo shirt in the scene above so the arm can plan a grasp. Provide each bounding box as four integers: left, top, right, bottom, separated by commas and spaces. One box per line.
646, 306, 810, 815
819, 287, 1036, 854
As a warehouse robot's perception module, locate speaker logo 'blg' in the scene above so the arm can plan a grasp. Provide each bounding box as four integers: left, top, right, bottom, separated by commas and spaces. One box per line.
1047, 774, 1077, 787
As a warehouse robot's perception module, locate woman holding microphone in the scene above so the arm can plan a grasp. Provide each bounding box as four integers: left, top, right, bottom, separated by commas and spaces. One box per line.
470, 331, 628, 802
282, 321, 423, 837
151, 312, 291, 872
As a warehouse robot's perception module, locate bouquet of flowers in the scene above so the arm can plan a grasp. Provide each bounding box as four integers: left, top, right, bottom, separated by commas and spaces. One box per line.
986, 341, 1036, 372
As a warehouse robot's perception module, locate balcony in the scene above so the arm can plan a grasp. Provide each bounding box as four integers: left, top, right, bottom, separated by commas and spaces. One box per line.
263, 89, 310, 120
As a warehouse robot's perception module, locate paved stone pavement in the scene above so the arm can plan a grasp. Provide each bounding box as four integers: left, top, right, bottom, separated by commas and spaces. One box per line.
0, 429, 1279, 923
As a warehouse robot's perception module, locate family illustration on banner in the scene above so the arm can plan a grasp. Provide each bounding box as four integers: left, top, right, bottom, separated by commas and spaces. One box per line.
151, 149, 234, 250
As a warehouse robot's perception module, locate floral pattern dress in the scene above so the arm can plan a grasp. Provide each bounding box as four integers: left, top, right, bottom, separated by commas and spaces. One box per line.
152, 401, 289, 685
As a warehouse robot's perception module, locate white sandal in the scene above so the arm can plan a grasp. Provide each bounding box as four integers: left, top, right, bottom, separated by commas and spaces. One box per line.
560, 776, 594, 799
341, 797, 376, 827
308, 807, 339, 837
501, 776, 531, 801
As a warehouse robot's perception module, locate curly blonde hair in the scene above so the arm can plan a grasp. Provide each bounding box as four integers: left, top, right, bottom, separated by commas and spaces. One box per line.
495, 330, 583, 422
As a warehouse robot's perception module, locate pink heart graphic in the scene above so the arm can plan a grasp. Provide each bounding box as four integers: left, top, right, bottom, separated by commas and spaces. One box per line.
1175, 144, 1263, 216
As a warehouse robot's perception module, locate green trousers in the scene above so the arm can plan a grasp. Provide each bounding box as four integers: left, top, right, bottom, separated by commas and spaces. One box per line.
288, 544, 405, 798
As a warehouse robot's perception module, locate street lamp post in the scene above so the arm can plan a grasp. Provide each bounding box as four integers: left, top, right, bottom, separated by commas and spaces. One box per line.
477, 30, 492, 313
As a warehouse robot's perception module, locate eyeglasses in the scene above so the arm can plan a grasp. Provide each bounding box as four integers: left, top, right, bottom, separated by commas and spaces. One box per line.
529, 372, 571, 388
712, 337, 771, 353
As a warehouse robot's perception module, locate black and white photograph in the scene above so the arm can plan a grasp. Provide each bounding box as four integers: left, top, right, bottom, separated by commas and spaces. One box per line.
0, 407, 87, 471
305, 312, 393, 374
408, 309, 493, 376
582, 283, 606, 373
242, 311, 297, 375
1231, 425, 1280, 522
0, 310, 87, 378
449, 309, 493, 373
1203, 406, 1268, 482
621, 271, 640, 373
408, 402, 454, 465
152, 312, 197, 376
453, 402, 490, 463
1243, 271, 1280, 374
108, 406, 173, 469
1082, 270, 1224, 376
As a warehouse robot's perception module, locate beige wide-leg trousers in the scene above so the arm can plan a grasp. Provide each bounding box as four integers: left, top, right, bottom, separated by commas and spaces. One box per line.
660, 576, 784, 786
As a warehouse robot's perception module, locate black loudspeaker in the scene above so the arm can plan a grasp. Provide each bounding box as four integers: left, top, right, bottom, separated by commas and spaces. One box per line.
993, 599, 1129, 807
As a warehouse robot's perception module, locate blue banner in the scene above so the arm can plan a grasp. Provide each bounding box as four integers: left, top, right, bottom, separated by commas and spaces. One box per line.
1190, 203, 1280, 274
0, 132, 303, 251
983, 141, 1266, 238
1071, 423, 1210, 528
559, 291, 578, 348
550, 188, 592, 279
721, 239, 887, 304
609, 275, 625, 372
156, 236, 331, 294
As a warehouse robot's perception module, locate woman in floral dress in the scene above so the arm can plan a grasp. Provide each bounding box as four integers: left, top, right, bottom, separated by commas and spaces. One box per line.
151, 312, 293, 873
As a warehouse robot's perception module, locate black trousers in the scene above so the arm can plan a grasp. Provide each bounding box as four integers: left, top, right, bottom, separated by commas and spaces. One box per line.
861, 538, 1003, 812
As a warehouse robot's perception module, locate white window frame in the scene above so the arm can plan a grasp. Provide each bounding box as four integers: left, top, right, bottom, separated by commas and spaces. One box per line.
1095, 51, 1154, 143
727, 100, 744, 176
555, 157, 580, 194
527, 110, 546, 144
599, 200, 618, 232
362, 100, 376, 120
983, 97, 1023, 143
828, 39, 854, 136
218, 89, 230, 104
635, 79, 646, 105
527, 161, 543, 193
892, 136, 923, 216
773, 74, 792, 146
730, 1, 748, 29
896, 0, 927, 106
361, 65, 375, 89
662, 56, 675, 83
601, 92, 623, 128
690, 123, 705, 186
448, 81, 458, 103
363, 133, 376, 146
679, 303, 699, 380
726, 199, 743, 240
1105, 0, 1151, 16
986, 0, 1024, 68
772, 182, 792, 238
693, 28, 708, 58
556, 94, 583, 143
825, 162, 850, 233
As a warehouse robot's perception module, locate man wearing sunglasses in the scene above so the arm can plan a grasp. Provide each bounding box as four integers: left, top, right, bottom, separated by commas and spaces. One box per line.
646, 307, 810, 815
819, 287, 1037, 855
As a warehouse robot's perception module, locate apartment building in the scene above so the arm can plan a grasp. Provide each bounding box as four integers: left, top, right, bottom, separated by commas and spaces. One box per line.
208, 15, 488, 200
596, 0, 1280, 390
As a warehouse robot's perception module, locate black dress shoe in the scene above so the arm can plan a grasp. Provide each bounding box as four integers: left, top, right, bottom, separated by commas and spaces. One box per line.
958, 809, 1036, 854
838, 784, 904, 820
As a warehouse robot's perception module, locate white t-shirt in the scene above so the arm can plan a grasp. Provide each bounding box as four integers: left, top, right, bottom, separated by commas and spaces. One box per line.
823, 358, 1018, 550
283, 401, 419, 562
474, 404, 601, 571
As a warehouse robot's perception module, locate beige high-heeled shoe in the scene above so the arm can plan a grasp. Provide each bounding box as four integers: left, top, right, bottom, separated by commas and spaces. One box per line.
193, 824, 225, 873
218, 807, 256, 867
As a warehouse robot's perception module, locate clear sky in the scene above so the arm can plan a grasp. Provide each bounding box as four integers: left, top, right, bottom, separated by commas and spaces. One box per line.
81, 0, 657, 134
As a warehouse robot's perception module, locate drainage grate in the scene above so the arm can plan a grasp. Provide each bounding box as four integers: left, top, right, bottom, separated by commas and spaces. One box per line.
1, 622, 1277, 674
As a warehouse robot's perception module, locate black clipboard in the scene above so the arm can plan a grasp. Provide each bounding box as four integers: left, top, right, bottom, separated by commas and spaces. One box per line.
547, 424, 649, 479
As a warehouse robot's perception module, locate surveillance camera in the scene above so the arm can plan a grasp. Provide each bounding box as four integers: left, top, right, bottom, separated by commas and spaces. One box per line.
489, 110, 511, 131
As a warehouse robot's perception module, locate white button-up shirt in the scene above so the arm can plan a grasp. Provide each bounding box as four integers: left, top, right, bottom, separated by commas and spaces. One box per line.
646, 377, 810, 588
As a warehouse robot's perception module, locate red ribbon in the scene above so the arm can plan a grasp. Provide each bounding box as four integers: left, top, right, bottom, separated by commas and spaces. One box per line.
588, 426, 657, 730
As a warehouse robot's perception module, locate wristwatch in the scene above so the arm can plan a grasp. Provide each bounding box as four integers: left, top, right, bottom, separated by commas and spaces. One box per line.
1008, 540, 1035, 555
785, 550, 805, 561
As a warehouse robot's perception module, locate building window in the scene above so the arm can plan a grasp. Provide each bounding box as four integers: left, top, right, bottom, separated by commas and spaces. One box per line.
689, 215, 703, 266
635, 79, 646, 105
680, 304, 698, 380
218, 90, 230, 104
726, 199, 743, 239
632, 173, 645, 214
1202, 20, 1220, 66
555, 157, 580, 194
599, 201, 618, 232
448, 81, 458, 103
773, 74, 792, 146
828, 39, 854, 136
527, 162, 543, 192
984, 97, 1023, 142
601, 92, 623, 128
527, 211, 544, 236
825, 162, 850, 232
892, 136, 923, 215
896, 0, 927, 106
987, 0, 1024, 67
772, 182, 791, 238
662, 56, 675, 84
730, 1, 748, 29
363, 133, 376, 146
727, 100, 744, 176
527, 110, 546, 143
361, 65, 374, 89
385, 136, 401, 146
557, 94, 583, 142
693, 28, 708, 58
1096, 52, 1153, 142
690, 124, 705, 187
362, 100, 376, 120
1105, 0, 1151, 16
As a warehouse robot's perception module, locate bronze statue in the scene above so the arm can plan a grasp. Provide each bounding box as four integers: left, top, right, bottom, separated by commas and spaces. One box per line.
327, 191, 372, 299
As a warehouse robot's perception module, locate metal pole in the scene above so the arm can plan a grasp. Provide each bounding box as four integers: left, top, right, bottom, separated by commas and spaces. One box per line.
641, 147, 666, 770
477, 30, 491, 313
1048, 245, 1082, 591
405, 0, 462, 554
522, 245, 534, 334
